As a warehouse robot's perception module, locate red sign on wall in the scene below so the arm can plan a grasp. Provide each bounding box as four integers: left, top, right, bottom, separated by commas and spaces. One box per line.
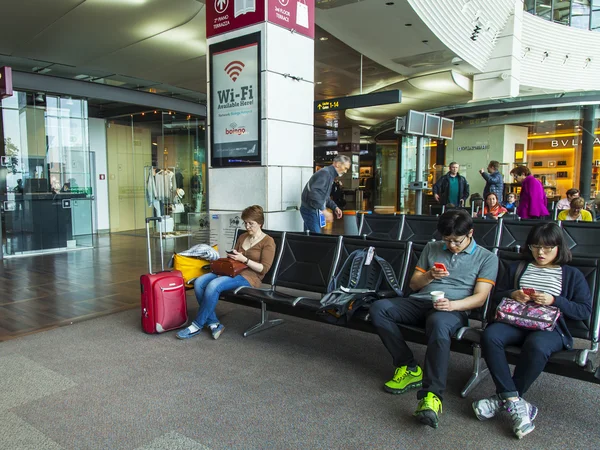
206, 0, 266, 38
267, 0, 314, 39
0, 66, 13, 99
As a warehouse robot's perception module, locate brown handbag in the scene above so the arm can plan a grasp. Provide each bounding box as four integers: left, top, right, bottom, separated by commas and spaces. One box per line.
210, 258, 248, 277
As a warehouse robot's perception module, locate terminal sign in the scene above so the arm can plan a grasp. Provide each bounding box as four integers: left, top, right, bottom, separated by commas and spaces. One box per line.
315, 90, 402, 113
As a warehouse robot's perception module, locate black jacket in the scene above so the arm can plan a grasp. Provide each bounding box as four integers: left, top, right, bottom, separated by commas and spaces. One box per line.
432, 173, 470, 205
301, 165, 339, 210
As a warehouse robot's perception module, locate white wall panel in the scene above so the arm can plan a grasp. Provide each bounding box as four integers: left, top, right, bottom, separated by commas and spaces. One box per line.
262, 72, 313, 124
89, 118, 109, 231
209, 166, 266, 212
264, 210, 303, 232
266, 166, 283, 211
265, 23, 314, 82
520, 13, 600, 91
408, 0, 516, 71
264, 120, 313, 167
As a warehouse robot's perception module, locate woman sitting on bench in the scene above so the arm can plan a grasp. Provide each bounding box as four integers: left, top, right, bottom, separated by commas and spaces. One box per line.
472, 222, 592, 439
177, 205, 276, 340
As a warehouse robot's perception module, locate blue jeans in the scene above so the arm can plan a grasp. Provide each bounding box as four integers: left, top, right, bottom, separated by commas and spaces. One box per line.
481, 322, 564, 398
300, 206, 321, 233
192, 273, 250, 327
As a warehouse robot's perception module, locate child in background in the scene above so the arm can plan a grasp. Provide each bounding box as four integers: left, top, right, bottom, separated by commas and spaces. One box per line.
502, 193, 517, 213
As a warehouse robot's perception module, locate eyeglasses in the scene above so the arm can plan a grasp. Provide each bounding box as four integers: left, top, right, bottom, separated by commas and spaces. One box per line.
443, 235, 468, 247
244, 221, 259, 228
528, 245, 557, 253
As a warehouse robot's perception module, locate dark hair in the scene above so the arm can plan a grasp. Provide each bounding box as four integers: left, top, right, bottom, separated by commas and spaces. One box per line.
485, 192, 498, 203
488, 160, 500, 171
523, 222, 572, 265
437, 209, 473, 237
566, 188, 580, 198
570, 197, 585, 209
510, 165, 531, 177
241, 205, 265, 226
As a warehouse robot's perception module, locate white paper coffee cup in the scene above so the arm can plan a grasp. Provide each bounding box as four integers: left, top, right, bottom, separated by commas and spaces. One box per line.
430, 291, 445, 302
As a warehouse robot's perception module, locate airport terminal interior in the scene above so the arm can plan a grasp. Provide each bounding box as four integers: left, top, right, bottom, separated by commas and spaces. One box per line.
1, 1, 600, 449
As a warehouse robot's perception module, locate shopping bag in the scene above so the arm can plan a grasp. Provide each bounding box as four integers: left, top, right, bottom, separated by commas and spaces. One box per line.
173, 253, 211, 288
296, 0, 309, 28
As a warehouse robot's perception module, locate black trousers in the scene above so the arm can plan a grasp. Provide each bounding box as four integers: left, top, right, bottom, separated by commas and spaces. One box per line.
370, 297, 467, 401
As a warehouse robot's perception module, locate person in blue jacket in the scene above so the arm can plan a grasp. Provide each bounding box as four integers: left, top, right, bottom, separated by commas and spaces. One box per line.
479, 160, 504, 203
472, 222, 592, 439
300, 155, 351, 233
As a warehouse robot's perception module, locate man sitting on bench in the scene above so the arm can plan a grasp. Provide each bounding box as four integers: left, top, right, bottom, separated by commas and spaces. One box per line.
370, 210, 498, 429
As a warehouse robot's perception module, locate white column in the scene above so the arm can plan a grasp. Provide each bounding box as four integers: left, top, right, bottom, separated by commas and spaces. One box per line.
207, 15, 315, 232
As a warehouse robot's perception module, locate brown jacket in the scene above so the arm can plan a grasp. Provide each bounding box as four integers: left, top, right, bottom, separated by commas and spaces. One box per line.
234, 233, 276, 288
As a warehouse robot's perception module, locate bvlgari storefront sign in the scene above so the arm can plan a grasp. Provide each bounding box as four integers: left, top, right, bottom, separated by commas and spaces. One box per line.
551, 138, 600, 147
210, 32, 261, 167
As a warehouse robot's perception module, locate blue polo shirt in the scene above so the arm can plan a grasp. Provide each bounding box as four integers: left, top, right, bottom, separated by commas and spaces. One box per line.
410, 239, 498, 302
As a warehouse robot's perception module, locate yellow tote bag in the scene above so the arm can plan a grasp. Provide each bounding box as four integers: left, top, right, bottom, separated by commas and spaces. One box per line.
173, 253, 211, 288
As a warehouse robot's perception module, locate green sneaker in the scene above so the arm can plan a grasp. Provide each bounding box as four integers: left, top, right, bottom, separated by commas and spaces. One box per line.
383, 366, 423, 394
414, 392, 443, 429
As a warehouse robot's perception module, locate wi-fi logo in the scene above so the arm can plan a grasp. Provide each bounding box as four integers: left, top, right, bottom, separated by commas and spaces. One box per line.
225, 60, 245, 82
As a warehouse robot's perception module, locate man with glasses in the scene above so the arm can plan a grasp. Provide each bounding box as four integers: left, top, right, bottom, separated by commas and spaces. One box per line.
370, 209, 498, 429
300, 155, 351, 233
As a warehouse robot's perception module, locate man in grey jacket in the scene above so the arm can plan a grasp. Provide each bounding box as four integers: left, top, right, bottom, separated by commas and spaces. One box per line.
479, 160, 504, 203
300, 155, 351, 233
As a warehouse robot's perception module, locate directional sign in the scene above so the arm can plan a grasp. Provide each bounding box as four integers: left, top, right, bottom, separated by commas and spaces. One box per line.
315, 90, 401, 113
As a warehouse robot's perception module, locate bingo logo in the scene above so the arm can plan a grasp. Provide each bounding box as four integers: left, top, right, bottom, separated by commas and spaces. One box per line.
225, 122, 247, 135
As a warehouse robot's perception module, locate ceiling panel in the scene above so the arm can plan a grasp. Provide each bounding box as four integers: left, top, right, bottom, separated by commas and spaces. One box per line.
0, 0, 85, 54
13, 0, 203, 66
87, 8, 206, 75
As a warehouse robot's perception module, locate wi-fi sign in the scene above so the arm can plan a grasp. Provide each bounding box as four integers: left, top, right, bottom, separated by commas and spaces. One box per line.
225, 60, 245, 82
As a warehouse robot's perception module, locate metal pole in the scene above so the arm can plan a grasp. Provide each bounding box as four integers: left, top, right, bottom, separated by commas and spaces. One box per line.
415, 136, 425, 215
360, 54, 363, 94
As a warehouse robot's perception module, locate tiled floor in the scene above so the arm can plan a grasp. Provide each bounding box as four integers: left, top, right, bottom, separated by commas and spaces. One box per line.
0, 234, 189, 342
0, 219, 346, 342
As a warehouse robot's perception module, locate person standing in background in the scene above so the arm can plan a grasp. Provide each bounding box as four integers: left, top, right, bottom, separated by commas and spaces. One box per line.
300, 155, 351, 233
433, 162, 470, 207
479, 160, 504, 203
510, 166, 549, 219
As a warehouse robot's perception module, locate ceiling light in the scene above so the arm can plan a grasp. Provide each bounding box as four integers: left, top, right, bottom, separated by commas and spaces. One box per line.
405, 23, 412, 26
422, 40, 429, 43
558, 123, 563, 126
319, 37, 328, 41
386, 2, 395, 5
540, 120, 544, 123
35, 93, 44, 102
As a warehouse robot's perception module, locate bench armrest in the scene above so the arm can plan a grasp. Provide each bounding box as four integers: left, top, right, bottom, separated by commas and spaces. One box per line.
234, 285, 274, 295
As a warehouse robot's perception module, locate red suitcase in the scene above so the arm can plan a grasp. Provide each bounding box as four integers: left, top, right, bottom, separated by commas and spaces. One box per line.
140, 217, 188, 334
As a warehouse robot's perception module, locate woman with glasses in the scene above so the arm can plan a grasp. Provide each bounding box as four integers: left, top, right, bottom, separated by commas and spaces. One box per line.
557, 197, 592, 222
509, 166, 549, 219
177, 205, 276, 340
472, 222, 591, 439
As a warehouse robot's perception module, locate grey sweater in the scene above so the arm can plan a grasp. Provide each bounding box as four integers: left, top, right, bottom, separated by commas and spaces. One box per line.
301, 165, 339, 210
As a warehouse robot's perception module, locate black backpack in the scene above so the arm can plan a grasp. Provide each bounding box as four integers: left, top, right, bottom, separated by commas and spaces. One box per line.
318, 247, 404, 324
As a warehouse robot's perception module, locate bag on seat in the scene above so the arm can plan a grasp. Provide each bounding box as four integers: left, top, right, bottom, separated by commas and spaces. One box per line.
210, 258, 247, 277
173, 253, 211, 288
318, 247, 403, 324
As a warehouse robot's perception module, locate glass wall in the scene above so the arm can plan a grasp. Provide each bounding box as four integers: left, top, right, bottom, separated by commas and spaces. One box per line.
105, 111, 206, 237
444, 102, 599, 206
1, 92, 93, 256
525, 0, 600, 31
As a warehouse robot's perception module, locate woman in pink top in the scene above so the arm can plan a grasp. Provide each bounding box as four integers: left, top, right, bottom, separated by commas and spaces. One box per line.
510, 166, 549, 219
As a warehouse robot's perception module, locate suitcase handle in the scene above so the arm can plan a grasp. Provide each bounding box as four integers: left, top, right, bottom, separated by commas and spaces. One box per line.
146, 217, 165, 273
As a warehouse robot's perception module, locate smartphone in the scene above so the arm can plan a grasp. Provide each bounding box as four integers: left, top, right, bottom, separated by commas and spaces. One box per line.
434, 262, 447, 272
523, 288, 536, 296
226, 250, 235, 254
319, 211, 326, 228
